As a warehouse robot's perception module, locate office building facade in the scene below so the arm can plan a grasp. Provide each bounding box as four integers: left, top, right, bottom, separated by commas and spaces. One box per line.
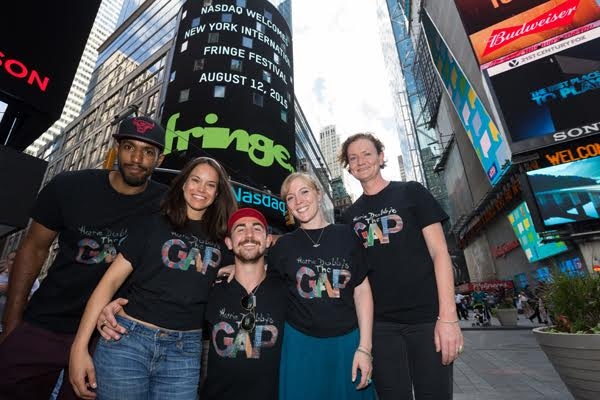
387, 0, 599, 288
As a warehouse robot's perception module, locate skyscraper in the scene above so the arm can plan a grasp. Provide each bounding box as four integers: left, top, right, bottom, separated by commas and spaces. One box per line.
319, 124, 342, 179
396, 154, 406, 181
25, 0, 125, 156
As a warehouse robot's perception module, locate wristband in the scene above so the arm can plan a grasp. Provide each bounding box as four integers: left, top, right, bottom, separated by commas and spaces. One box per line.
355, 346, 373, 361
437, 316, 459, 324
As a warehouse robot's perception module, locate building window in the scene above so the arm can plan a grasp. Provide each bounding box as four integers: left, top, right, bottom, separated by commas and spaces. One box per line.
262, 70, 271, 83
242, 36, 253, 49
191, 17, 201, 28
179, 89, 190, 103
280, 110, 287, 122
208, 33, 219, 44
253, 93, 264, 107
203, 0, 213, 6
231, 59, 243, 72
170, 71, 176, 82
273, 53, 280, 65
236, 0, 246, 7
214, 86, 226, 98
182, 10, 187, 19
264, 10, 272, 21
180, 41, 188, 52
256, 22, 264, 32
222, 13, 232, 23
194, 59, 205, 71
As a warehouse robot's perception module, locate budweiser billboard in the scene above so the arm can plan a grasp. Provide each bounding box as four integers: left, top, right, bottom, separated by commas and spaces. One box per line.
454, 0, 600, 66
485, 22, 600, 154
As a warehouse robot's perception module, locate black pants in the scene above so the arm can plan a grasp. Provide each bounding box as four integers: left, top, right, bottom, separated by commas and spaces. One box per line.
456, 304, 468, 320
529, 305, 543, 323
0, 321, 77, 400
372, 321, 453, 400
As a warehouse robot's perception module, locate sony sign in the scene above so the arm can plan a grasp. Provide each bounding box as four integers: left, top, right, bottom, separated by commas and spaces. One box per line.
553, 121, 600, 142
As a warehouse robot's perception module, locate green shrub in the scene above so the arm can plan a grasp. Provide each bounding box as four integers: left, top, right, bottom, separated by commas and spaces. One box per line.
543, 272, 600, 334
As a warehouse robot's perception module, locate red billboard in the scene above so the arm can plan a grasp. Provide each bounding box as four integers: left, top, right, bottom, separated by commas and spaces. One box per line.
455, 0, 600, 66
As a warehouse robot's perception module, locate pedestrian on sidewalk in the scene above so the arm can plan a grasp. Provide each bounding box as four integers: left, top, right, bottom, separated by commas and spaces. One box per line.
455, 293, 468, 320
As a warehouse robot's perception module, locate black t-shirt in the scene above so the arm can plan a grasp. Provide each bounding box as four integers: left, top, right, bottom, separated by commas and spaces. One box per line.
267, 224, 370, 337
24, 169, 167, 333
342, 181, 448, 324
201, 275, 287, 400
120, 214, 231, 330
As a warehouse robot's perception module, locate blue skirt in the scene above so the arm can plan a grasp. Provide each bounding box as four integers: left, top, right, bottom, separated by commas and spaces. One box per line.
279, 323, 376, 400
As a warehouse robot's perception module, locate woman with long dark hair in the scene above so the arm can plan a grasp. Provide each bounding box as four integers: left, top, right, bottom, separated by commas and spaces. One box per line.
68, 157, 237, 400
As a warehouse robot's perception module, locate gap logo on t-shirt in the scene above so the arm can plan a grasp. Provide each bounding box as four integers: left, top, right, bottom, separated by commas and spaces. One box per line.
75, 226, 127, 264
212, 308, 279, 359
161, 232, 222, 274
296, 256, 351, 299
351, 207, 403, 247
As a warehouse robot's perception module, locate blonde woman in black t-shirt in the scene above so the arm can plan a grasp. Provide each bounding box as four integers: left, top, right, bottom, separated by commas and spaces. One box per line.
339, 133, 463, 400
68, 157, 236, 400
269, 172, 375, 400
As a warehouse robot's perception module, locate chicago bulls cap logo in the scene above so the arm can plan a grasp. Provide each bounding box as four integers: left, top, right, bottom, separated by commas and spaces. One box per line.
132, 118, 155, 134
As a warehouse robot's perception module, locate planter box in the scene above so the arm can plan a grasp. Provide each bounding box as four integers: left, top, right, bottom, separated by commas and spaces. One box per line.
495, 307, 518, 326
533, 327, 600, 400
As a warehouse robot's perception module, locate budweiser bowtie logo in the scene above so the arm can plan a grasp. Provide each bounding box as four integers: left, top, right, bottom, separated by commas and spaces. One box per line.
132, 118, 155, 134
483, 0, 580, 57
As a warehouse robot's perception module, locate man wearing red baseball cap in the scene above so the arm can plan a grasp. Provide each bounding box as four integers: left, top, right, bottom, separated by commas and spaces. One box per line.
0, 115, 168, 399
201, 208, 287, 400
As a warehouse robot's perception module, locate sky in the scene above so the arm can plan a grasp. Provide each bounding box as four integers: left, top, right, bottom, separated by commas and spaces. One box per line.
291, 0, 404, 197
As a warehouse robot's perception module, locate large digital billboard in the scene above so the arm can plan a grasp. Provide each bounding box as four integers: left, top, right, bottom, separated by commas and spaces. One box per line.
507, 202, 569, 262
525, 154, 600, 228
454, 0, 600, 66
161, 0, 295, 195
422, 11, 511, 186
485, 23, 600, 154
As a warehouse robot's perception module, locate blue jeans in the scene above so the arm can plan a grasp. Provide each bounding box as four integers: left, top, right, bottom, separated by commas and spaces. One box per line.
93, 315, 202, 400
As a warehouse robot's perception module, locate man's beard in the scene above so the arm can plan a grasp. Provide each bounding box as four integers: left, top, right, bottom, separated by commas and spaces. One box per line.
118, 162, 152, 187
235, 240, 265, 263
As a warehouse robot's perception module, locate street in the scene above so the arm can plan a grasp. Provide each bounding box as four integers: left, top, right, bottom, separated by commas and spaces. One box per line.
454, 323, 572, 400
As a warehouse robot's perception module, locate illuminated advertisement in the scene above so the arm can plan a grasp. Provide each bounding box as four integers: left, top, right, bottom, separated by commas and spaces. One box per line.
526, 155, 600, 227
486, 23, 600, 154
538, 134, 600, 167
454, 0, 600, 65
507, 202, 568, 262
161, 0, 295, 195
422, 11, 511, 185
0, 1, 102, 149
231, 180, 288, 233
